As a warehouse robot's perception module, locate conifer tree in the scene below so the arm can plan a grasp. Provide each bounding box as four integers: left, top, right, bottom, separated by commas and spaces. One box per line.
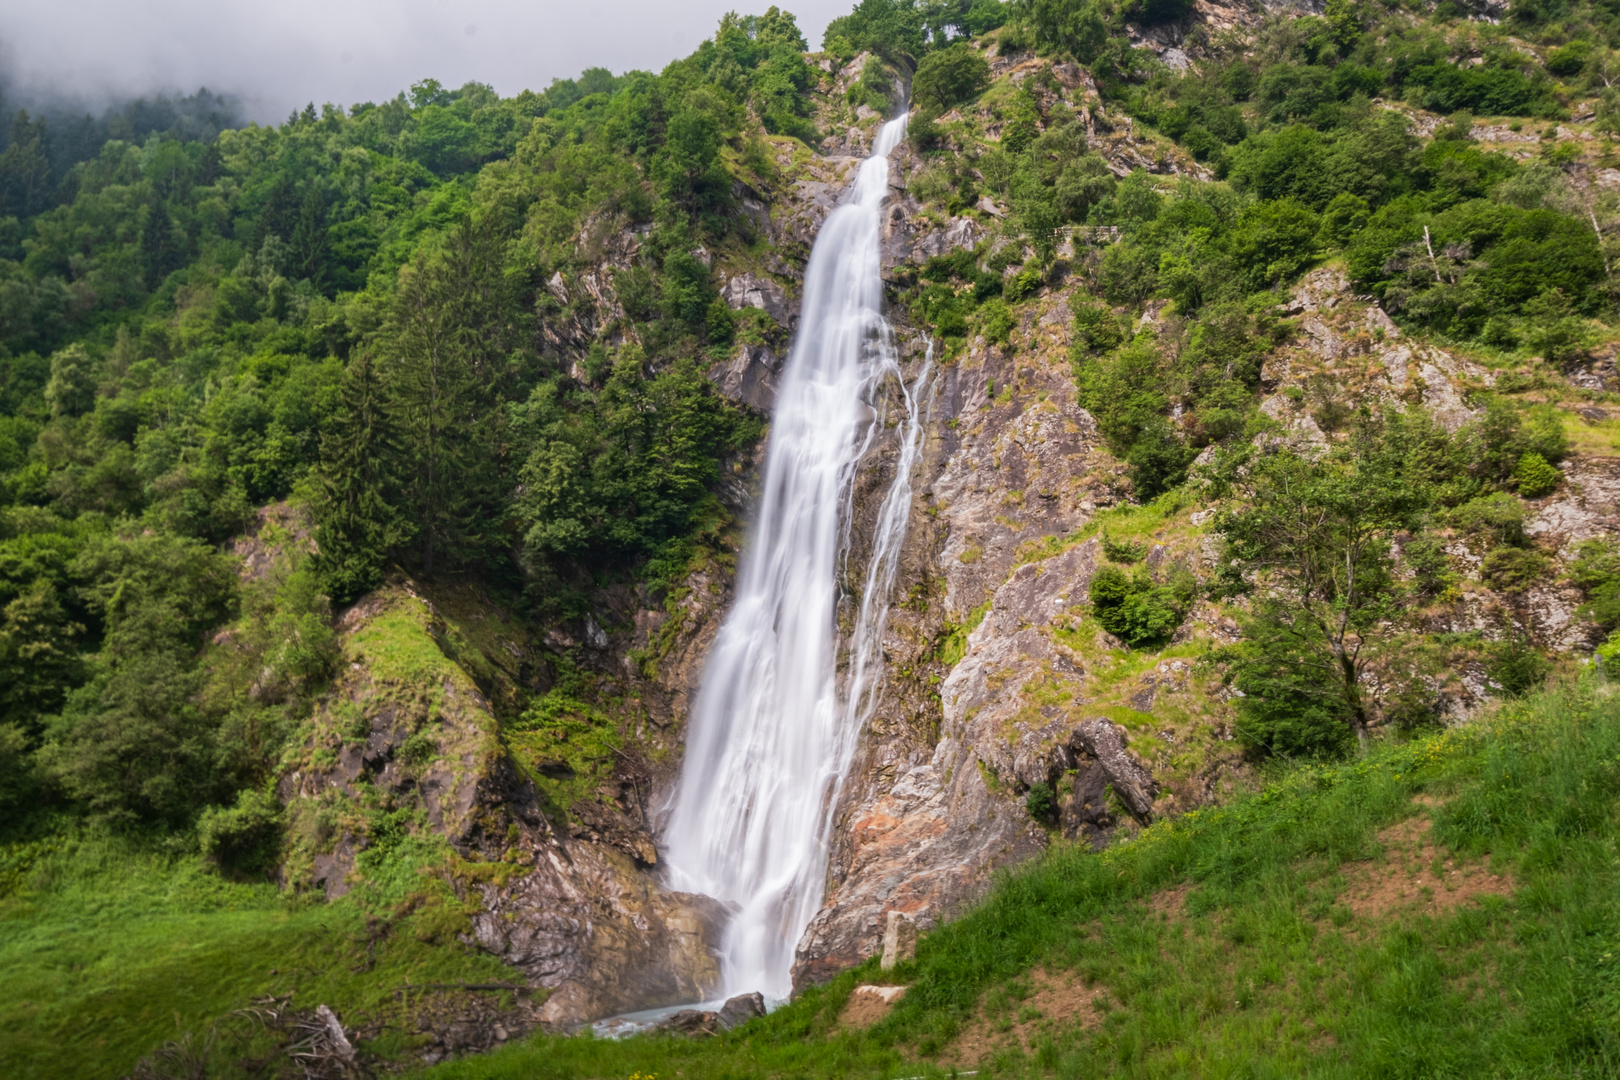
313, 352, 411, 603
383, 217, 527, 577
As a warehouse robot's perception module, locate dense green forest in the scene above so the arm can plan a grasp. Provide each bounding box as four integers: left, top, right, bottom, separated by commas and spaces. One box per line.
6, 0, 1620, 1074
0, 11, 838, 833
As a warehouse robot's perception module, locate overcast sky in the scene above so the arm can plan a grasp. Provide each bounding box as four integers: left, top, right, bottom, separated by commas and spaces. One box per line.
0, 0, 855, 122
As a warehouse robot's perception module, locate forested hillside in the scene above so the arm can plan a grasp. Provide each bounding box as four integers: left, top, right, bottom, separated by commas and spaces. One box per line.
5, 0, 1620, 1075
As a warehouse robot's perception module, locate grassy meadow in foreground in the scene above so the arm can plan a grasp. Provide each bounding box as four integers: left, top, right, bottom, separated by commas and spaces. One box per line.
5, 678, 1617, 1080
0, 838, 521, 1079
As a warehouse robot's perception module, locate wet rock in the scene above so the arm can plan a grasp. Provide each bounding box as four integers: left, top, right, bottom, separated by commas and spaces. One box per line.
717, 992, 767, 1030
791, 303, 1122, 988
651, 1008, 720, 1037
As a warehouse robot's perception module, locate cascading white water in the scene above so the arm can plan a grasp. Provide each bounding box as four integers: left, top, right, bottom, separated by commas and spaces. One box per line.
661, 112, 929, 1002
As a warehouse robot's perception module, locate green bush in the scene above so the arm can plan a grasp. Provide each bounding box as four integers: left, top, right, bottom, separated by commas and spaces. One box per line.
978, 298, 1014, 344
1512, 451, 1562, 497
1570, 539, 1620, 630
1487, 635, 1552, 696
398, 730, 438, 766
196, 789, 282, 876
0, 723, 36, 815
848, 58, 897, 113
1450, 491, 1526, 547
963, 0, 1009, 35
1126, 418, 1195, 500
1546, 41, 1591, 78
1089, 563, 1193, 647
1100, 530, 1147, 563
1025, 781, 1055, 823
1121, 0, 1195, 26
1481, 545, 1551, 592
1231, 677, 1356, 759
1230, 198, 1321, 290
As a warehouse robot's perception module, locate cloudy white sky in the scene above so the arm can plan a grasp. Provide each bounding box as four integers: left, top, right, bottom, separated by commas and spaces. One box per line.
0, 0, 855, 121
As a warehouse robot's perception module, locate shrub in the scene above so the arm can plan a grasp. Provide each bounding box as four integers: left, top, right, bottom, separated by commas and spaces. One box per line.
1127, 418, 1195, 499
1231, 678, 1355, 760
1481, 545, 1551, 592
1070, 301, 1125, 356
0, 723, 36, 815
1546, 41, 1591, 78
1230, 198, 1321, 290
1318, 192, 1370, 246
1404, 532, 1459, 598
1403, 63, 1550, 117
979, 298, 1014, 344
197, 789, 282, 876
1181, 126, 1223, 162
1003, 266, 1044, 303
908, 112, 942, 152
963, 0, 1009, 35
1025, 781, 1055, 823
1450, 491, 1526, 547
1122, 0, 1195, 26
1570, 539, 1620, 630
848, 59, 897, 113
1089, 563, 1194, 647
398, 730, 438, 765
1100, 530, 1147, 563
1512, 451, 1561, 498
1487, 634, 1552, 696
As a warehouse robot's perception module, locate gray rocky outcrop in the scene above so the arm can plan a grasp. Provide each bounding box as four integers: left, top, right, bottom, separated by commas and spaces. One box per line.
277, 577, 733, 1030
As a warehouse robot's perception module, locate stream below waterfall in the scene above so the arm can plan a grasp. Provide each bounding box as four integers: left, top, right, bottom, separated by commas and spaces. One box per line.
659, 109, 930, 1005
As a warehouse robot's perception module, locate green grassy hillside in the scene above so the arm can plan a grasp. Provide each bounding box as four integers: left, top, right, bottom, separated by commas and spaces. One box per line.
420, 676, 1620, 1079
0, 835, 524, 1079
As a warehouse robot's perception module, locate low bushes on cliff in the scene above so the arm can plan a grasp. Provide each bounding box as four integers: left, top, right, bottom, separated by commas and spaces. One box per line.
1087, 561, 1194, 647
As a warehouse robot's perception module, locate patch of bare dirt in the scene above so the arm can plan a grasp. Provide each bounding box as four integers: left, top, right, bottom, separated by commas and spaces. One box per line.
1336, 813, 1513, 924
1148, 882, 1191, 919
935, 968, 1107, 1066
838, 984, 908, 1030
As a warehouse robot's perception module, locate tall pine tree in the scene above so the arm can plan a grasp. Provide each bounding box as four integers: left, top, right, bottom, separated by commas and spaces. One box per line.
313, 352, 411, 603
384, 217, 528, 576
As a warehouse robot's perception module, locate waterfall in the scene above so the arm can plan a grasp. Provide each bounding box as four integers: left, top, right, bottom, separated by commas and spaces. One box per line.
661, 112, 928, 1002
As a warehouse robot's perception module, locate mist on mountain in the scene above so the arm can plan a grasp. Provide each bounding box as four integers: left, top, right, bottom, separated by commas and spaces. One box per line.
0, 0, 857, 124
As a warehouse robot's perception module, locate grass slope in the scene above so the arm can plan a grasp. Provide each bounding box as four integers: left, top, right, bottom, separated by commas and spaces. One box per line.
0, 838, 521, 1079
423, 679, 1620, 1079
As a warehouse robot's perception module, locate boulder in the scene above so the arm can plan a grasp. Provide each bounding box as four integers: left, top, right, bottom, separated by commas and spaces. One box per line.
1069, 718, 1159, 822
717, 992, 767, 1030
